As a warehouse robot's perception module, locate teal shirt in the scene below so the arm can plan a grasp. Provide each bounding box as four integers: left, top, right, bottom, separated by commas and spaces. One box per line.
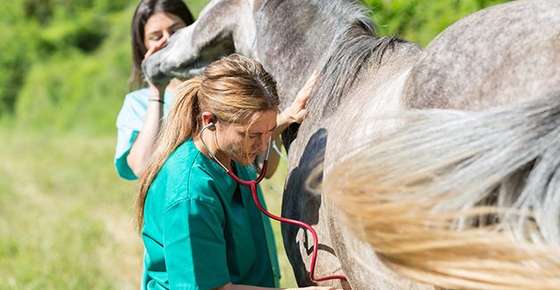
142, 139, 281, 290
114, 88, 174, 180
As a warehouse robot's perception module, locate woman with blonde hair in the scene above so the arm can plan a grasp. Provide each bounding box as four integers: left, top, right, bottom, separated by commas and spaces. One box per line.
137, 53, 333, 290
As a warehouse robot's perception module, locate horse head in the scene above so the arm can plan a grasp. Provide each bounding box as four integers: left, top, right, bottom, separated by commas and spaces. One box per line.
142, 0, 261, 87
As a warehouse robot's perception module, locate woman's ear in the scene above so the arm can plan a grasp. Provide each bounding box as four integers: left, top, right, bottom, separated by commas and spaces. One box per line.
200, 111, 217, 130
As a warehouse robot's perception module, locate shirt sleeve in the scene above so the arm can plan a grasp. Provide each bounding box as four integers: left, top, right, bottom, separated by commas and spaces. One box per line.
163, 198, 231, 290
115, 129, 139, 180
114, 91, 146, 180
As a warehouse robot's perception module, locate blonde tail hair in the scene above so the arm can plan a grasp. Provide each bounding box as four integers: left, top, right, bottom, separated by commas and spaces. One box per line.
321, 91, 560, 289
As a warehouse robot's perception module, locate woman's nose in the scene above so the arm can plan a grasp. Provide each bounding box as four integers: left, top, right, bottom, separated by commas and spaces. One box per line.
162, 30, 171, 40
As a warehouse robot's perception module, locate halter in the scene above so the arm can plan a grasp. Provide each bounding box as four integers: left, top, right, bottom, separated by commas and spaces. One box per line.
200, 123, 347, 284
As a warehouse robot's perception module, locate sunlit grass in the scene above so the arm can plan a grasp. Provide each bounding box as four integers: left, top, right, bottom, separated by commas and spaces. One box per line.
0, 129, 139, 290
0, 128, 296, 289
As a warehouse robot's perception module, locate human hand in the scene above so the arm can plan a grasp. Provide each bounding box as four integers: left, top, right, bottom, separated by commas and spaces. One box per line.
279, 71, 319, 125
143, 36, 170, 96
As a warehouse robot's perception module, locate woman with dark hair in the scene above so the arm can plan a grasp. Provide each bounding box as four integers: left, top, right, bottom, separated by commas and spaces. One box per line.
114, 0, 195, 180
129, 0, 194, 88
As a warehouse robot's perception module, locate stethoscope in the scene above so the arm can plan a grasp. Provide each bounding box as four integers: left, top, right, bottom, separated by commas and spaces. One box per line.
200, 122, 347, 283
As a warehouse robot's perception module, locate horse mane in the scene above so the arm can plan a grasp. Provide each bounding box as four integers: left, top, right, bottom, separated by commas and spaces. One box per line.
309, 0, 405, 117
260, 0, 406, 149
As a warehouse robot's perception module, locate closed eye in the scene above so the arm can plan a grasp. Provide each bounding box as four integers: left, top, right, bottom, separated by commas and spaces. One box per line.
148, 33, 162, 41
170, 23, 186, 34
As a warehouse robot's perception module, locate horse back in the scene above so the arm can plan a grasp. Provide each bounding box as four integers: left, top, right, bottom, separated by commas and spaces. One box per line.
403, 0, 560, 111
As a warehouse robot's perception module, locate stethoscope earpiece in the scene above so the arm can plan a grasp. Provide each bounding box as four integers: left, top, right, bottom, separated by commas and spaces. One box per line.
202, 122, 216, 131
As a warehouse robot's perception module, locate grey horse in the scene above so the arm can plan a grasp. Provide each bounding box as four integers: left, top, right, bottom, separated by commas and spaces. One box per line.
144, 0, 560, 289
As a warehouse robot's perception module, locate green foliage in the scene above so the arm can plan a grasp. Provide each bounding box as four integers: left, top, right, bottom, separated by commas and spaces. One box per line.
0, 0, 208, 132
0, 1, 41, 116
39, 12, 108, 53
0, 23, 40, 115
15, 9, 132, 134
20, 0, 131, 24
0, 0, 137, 116
363, 0, 509, 46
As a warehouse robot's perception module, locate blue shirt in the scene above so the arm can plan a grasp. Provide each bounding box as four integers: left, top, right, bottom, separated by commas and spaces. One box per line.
114, 88, 174, 180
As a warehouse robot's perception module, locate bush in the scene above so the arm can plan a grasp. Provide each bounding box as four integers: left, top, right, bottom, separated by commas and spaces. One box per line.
15, 9, 132, 134
0, 0, 134, 119
363, 0, 510, 46
0, 22, 41, 115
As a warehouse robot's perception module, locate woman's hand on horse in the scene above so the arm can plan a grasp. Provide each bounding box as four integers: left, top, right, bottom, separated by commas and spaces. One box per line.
279, 71, 319, 126
144, 35, 170, 96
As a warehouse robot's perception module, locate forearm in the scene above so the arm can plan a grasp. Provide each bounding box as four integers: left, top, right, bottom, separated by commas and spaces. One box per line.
127, 92, 165, 176
274, 113, 293, 137
264, 136, 282, 178
273, 71, 317, 137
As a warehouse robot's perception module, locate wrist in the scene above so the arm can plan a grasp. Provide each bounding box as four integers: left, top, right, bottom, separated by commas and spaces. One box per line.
148, 85, 165, 100
147, 87, 165, 106
148, 98, 165, 104
277, 112, 290, 128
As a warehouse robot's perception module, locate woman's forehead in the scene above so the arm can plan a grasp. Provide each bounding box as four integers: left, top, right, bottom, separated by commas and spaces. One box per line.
145, 12, 185, 34
234, 110, 277, 133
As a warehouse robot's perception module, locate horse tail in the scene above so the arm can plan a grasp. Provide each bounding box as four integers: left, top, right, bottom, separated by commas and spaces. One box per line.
321, 91, 560, 290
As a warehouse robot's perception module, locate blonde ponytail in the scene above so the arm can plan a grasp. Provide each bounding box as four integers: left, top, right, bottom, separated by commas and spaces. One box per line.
136, 76, 202, 231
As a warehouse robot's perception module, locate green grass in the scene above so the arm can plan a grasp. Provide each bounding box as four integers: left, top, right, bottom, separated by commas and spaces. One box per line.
0, 128, 296, 289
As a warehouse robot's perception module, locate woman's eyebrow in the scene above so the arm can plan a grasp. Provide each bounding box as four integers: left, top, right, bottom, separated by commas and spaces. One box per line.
146, 30, 161, 36
248, 126, 276, 134
146, 23, 184, 36
170, 22, 185, 29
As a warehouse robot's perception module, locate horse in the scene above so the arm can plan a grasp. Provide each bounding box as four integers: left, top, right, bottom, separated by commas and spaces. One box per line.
143, 0, 560, 289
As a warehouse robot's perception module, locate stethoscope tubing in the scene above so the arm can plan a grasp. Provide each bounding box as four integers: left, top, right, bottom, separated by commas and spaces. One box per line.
200, 123, 347, 283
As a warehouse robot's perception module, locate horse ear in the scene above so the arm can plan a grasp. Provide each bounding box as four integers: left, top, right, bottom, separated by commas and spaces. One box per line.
143, 0, 239, 86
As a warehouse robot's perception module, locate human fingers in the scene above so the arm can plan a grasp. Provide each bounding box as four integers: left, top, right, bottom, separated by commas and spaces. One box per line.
144, 35, 169, 59
295, 71, 319, 106
292, 108, 308, 124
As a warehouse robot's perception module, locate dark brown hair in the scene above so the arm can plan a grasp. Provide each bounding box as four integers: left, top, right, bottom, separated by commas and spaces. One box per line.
129, 0, 194, 88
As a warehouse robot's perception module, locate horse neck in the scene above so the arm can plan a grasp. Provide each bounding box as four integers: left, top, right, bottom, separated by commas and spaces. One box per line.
254, 0, 374, 110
